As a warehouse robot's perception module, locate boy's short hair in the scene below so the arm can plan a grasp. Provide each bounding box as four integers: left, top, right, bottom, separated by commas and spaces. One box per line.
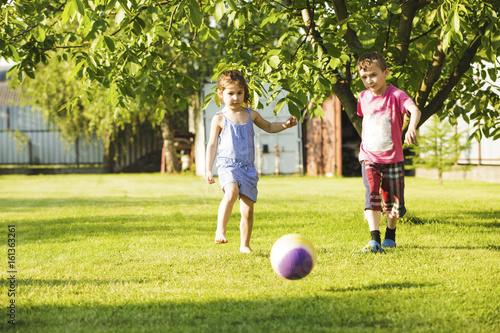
357, 52, 387, 72
217, 70, 250, 105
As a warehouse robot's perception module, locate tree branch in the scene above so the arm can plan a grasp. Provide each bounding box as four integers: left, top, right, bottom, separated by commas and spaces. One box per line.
421, 22, 489, 124
383, 12, 394, 51
409, 24, 439, 43
332, 78, 361, 135
7, 1, 67, 41
395, 0, 432, 65
329, 0, 362, 55
301, 0, 326, 53
415, 38, 445, 111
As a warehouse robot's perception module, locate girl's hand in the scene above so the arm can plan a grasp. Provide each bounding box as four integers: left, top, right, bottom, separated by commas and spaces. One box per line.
283, 116, 298, 129
205, 171, 215, 184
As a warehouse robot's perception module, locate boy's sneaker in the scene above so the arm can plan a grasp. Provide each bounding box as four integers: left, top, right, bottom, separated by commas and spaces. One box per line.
382, 239, 397, 248
361, 240, 385, 253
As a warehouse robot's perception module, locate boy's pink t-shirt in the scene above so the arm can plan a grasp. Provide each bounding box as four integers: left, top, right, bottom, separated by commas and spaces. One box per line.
357, 84, 416, 164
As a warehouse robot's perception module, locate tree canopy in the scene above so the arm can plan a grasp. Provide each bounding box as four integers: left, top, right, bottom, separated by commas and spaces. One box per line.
1, 0, 499, 140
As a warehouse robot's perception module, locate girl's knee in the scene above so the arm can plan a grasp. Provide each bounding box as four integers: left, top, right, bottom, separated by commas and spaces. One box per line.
223, 184, 239, 202
240, 202, 254, 219
241, 206, 254, 219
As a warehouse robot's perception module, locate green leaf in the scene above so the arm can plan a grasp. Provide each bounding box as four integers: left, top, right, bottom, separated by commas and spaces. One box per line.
198, 27, 209, 42
287, 101, 301, 120
104, 36, 116, 52
215, 1, 225, 22
115, 8, 126, 24
452, 10, 460, 33
491, 30, 500, 50
252, 90, 260, 109
117, 0, 132, 14
442, 31, 451, 53
208, 27, 219, 40
227, 0, 238, 10
359, 24, 377, 49
61, 0, 77, 26
426, 9, 438, 26
487, 67, 497, 82
34, 25, 46, 43
234, 12, 245, 28
8, 45, 19, 62
202, 92, 216, 110
273, 98, 286, 115
68, 60, 85, 81
387, 3, 401, 14
91, 35, 104, 52
129, 62, 140, 76
156, 26, 172, 40
74, 0, 85, 16
261, 61, 272, 74
189, 0, 203, 28
269, 55, 280, 69
329, 57, 342, 70
323, 43, 341, 58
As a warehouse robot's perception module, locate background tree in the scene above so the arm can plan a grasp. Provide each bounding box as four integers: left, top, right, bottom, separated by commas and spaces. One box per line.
1, 0, 499, 151
205, 0, 500, 141
405, 114, 469, 185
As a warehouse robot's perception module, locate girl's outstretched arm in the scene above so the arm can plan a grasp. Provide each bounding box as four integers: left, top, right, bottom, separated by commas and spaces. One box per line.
205, 115, 223, 184
251, 110, 297, 133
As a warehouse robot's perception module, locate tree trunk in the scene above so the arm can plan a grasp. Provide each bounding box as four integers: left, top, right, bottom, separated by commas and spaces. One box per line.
161, 110, 180, 174
332, 80, 362, 137
102, 132, 115, 173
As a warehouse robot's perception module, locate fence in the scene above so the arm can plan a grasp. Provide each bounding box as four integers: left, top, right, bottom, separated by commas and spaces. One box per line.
0, 105, 103, 166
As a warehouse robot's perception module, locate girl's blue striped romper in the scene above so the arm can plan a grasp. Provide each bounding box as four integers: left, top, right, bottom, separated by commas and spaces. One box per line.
216, 108, 259, 202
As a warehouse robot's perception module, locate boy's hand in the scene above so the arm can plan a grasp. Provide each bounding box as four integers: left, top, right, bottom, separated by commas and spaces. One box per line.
282, 116, 298, 129
405, 128, 418, 145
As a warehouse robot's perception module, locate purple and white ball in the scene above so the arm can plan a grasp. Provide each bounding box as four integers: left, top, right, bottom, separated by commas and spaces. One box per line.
270, 234, 317, 280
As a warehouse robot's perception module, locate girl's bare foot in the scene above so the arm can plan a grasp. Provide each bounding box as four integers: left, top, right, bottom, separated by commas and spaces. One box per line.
215, 231, 228, 244
240, 246, 252, 253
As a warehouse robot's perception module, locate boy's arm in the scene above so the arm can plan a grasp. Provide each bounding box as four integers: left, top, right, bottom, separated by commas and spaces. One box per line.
405, 105, 421, 145
205, 115, 222, 184
251, 110, 297, 133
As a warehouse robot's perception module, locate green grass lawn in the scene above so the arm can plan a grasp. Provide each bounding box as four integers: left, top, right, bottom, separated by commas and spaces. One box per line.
0, 174, 499, 332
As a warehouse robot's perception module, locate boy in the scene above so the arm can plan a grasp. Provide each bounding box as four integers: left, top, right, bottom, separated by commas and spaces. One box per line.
357, 52, 421, 253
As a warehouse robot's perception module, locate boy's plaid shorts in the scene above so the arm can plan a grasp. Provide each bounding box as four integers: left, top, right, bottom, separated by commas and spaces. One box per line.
361, 160, 406, 218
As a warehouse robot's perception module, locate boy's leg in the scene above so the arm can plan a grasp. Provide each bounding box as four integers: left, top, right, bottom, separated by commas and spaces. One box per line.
215, 182, 239, 243
383, 214, 397, 247
239, 194, 254, 253
381, 162, 405, 248
365, 209, 382, 244
361, 161, 384, 253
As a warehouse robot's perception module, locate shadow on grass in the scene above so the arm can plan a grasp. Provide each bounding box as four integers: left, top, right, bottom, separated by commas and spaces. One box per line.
2, 197, 322, 245
0, 197, 221, 210
13, 214, 215, 244
405, 244, 500, 252
398, 210, 500, 228
326, 282, 437, 293
4, 291, 451, 333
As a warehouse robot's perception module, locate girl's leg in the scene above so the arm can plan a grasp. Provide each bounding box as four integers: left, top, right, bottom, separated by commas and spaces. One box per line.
239, 194, 254, 253
215, 182, 239, 243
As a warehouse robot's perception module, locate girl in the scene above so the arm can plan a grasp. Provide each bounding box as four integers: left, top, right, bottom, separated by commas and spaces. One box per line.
205, 70, 297, 253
